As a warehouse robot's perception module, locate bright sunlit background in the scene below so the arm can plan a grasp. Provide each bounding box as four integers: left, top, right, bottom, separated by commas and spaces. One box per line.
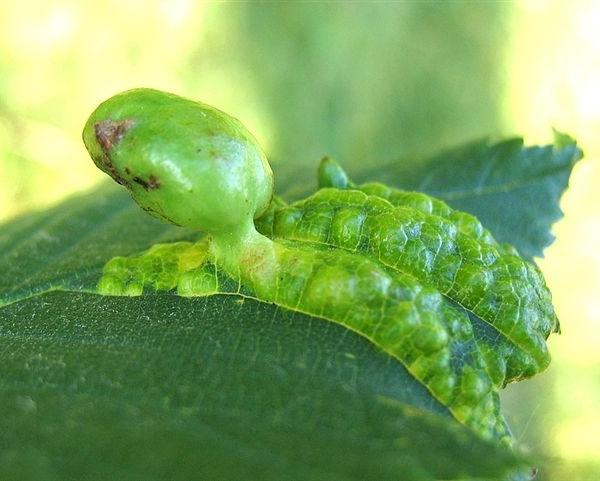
0, 1, 598, 479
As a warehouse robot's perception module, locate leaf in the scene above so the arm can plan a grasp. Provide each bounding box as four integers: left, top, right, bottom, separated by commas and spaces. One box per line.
3, 133, 577, 480
257, 185, 557, 402
353, 136, 582, 259
313, 160, 558, 386
0, 183, 192, 307
0, 293, 526, 481
0, 180, 529, 480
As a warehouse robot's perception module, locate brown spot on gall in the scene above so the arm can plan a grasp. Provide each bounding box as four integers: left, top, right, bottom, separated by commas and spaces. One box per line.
94, 119, 135, 155
133, 174, 161, 190
91, 119, 135, 186
148, 174, 160, 189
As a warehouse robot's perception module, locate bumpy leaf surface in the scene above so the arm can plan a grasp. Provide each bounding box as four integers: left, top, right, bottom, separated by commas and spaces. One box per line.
259, 187, 557, 380
315, 162, 559, 383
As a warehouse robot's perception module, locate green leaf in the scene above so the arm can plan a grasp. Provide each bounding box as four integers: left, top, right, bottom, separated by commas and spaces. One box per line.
2, 134, 575, 480
0, 184, 190, 307
354, 136, 582, 259
0, 292, 526, 481
257, 184, 557, 410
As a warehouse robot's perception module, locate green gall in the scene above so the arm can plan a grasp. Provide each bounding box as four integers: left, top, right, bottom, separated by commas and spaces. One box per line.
83, 88, 273, 234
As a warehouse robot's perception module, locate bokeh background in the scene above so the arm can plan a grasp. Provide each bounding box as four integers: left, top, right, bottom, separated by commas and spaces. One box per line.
0, 1, 598, 479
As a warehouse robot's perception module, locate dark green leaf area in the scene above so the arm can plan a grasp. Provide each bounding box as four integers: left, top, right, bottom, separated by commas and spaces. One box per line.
0, 292, 524, 481
0, 183, 195, 307
354, 137, 582, 259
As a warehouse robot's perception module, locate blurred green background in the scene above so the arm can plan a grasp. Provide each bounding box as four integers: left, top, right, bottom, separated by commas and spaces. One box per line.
0, 1, 598, 479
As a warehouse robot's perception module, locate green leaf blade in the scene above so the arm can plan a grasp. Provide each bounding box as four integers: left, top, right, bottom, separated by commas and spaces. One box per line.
1, 134, 574, 480
0, 292, 526, 481
0, 184, 194, 308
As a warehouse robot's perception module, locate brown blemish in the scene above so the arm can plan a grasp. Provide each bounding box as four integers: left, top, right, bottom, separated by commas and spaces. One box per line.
124, 167, 131, 175
94, 119, 135, 155
148, 174, 160, 189
92, 119, 135, 187
133, 174, 161, 190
